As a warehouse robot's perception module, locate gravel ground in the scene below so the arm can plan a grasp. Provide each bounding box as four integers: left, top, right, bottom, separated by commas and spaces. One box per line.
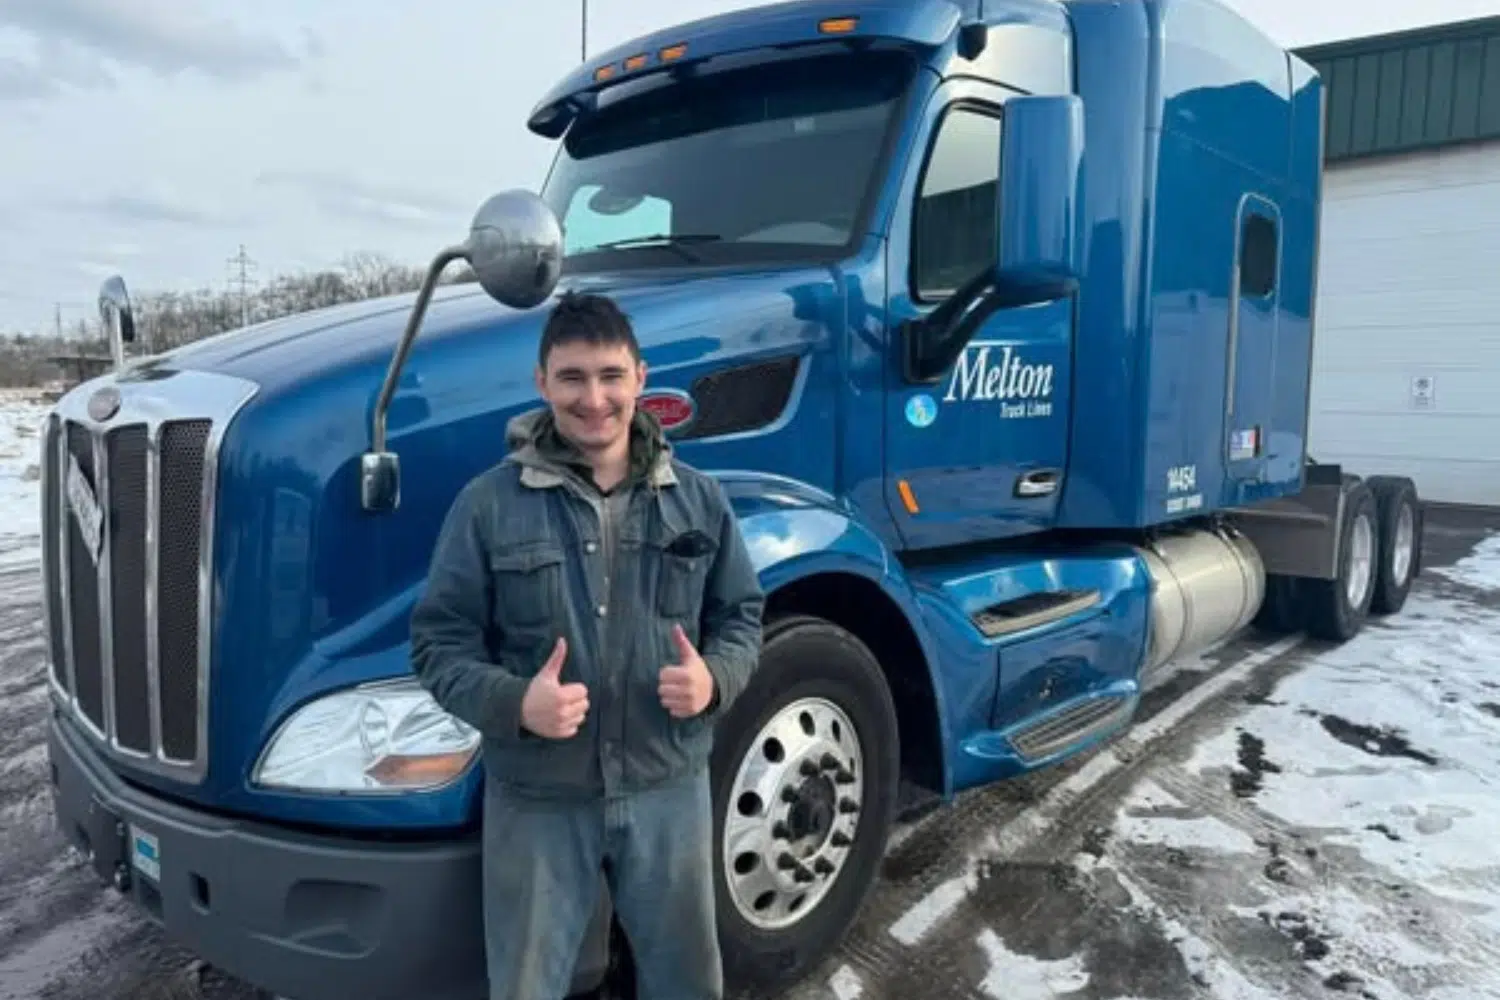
2, 388, 1498, 1000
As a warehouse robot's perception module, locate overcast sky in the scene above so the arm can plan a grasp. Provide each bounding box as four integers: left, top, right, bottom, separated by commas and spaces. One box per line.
2, 0, 1494, 335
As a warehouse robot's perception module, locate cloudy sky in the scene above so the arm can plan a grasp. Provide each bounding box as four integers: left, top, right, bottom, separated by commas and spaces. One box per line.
2, 0, 1494, 335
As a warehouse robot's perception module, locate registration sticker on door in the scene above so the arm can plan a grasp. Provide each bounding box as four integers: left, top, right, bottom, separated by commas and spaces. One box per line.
130, 826, 160, 882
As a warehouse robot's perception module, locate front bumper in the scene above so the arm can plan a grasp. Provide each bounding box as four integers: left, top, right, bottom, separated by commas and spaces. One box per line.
46, 710, 611, 1000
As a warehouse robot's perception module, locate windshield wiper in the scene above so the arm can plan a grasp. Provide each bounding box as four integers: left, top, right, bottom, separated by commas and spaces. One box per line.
587, 233, 722, 262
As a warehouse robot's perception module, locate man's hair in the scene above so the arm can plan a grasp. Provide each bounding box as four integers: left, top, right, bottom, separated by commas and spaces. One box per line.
537, 290, 640, 369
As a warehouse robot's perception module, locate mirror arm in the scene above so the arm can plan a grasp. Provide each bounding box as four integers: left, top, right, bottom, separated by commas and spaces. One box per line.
905, 269, 999, 383
360, 241, 468, 514
369, 242, 469, 455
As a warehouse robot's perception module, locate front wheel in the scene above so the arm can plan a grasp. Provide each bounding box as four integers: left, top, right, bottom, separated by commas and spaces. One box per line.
709, 614, 901, 991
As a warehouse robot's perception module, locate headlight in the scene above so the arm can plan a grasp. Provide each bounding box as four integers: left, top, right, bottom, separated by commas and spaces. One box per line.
252, 678, 481, 793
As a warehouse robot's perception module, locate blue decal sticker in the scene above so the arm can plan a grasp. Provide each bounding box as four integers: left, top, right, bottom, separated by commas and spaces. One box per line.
905, 393, 938, 428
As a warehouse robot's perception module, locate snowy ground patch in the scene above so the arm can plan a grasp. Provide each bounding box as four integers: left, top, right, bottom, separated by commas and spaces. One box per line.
0, 390, 48, 569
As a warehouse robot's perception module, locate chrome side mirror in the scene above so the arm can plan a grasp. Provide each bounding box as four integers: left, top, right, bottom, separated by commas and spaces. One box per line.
97, 275, 137, 370
362, 190, 564, 513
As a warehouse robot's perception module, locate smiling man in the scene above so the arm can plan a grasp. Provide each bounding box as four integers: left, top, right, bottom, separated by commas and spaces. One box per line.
408, 290, 765, 1000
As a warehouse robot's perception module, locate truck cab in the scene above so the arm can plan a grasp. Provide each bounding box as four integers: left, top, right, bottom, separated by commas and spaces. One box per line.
41, 2, 1424, 998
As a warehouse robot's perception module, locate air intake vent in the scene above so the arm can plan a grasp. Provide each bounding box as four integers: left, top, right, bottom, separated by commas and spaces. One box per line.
677, 355, 801, 441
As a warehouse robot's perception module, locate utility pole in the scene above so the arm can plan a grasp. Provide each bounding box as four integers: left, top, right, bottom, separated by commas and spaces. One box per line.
581, 0, 588, 61
227, 244, 258, 328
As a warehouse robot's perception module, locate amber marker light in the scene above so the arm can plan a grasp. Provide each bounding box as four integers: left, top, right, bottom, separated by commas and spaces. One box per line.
819, 16, 859, 33
660, 43, 688, 60
898, 479, 920, 514
594, 63, 617, 81
625, 53, 649, 71
365, 750, 476, 788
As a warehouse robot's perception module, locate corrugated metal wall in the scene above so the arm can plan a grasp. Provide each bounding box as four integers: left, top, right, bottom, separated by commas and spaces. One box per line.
1296, 18, 1500, 163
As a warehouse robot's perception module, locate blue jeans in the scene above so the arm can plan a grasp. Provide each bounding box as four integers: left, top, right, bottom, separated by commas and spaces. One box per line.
481, 767, 723, 1000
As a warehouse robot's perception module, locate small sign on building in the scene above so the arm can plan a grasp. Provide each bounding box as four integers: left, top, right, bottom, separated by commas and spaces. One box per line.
1409, 374, 1436, 410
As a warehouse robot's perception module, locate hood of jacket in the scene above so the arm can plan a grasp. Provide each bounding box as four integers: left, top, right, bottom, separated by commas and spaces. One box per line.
502, 404, 677, 492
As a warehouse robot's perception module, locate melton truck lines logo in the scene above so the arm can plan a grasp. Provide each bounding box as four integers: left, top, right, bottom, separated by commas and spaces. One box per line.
943, 341, 1055, 419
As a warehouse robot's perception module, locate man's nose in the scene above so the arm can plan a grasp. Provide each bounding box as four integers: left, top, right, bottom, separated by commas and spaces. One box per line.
581, 381, 607, 408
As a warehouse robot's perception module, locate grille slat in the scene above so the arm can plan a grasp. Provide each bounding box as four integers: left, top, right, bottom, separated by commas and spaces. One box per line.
157, 420, 210, 762
65, 423, 106, 733
107, 426, 151, 753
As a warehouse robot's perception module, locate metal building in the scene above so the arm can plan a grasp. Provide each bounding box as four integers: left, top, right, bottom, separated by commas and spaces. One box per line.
1296, 17, 1500, 507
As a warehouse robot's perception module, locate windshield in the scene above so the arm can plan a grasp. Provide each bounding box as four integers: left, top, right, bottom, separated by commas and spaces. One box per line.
540, 48, 919, 271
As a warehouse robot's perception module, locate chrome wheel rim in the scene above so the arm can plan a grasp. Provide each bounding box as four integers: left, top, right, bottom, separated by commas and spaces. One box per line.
1347, 510, 1375, 608
1392, 503, 1415, 585
721, 697, 863, 930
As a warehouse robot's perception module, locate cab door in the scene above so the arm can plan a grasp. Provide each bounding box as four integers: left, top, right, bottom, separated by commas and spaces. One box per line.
883, 80, 1074, 550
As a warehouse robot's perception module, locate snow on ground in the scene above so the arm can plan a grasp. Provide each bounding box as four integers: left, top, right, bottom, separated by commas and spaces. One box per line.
0, 389, 47, 571
1077, 549, 1500, 999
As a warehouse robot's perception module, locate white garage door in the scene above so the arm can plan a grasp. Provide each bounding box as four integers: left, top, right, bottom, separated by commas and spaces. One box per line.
1309, 140, 1500, 507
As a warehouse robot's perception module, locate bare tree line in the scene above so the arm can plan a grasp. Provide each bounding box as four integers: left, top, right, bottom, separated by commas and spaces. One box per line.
0, 251, 476, 388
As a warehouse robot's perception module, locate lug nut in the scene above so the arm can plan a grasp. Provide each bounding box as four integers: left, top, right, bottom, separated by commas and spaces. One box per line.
799, 759, 818, 777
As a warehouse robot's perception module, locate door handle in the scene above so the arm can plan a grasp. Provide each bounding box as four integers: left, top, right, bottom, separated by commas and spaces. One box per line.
1015, 469, 1061, 498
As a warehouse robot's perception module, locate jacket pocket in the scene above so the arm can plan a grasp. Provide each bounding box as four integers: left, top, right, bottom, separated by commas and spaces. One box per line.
656, 541, 718, 618
488, 542, 566, 630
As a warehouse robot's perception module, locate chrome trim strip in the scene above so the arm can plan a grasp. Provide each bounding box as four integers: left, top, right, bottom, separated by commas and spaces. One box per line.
56, 424, 78, 709
40, 415, 67, 701
47, 367, 260, 784
94, 429, 117, 748
145, 423, 163, 759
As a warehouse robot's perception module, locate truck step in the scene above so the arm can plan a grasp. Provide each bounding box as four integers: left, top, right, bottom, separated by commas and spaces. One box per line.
971, 588, 1101, 638
1008, 688, 1136, 763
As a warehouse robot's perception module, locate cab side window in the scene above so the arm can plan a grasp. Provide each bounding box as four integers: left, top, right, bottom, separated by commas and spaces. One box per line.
911, 106, 1002, 302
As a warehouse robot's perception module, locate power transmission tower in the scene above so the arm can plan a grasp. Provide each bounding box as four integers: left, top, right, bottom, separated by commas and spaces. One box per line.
227, 244, 258, 328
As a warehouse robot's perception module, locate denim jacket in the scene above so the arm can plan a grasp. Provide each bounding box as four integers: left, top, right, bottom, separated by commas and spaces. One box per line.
409, 407, 765, 799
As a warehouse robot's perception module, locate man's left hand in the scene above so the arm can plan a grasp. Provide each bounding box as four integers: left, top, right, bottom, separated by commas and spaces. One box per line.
659, 624, 715, 718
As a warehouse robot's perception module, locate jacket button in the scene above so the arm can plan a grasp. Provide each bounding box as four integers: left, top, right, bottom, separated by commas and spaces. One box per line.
585, 541, 597, 553
597, 604, 607, 617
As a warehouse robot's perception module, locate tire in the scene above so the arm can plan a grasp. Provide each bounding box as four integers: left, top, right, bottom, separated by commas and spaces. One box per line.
1303, 480, 1378, 642
709, 614, 901, 992
1365, 475, 1421, 615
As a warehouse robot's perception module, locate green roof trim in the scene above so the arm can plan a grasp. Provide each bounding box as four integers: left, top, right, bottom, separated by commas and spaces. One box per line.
1294, 16, 1500, 163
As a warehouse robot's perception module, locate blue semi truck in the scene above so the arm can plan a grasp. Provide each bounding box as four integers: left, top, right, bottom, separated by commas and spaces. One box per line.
42, 0, 1426, 997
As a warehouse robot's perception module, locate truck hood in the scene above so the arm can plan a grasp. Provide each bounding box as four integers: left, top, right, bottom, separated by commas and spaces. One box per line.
153, 268, 774, 394
125, 262, 844, 821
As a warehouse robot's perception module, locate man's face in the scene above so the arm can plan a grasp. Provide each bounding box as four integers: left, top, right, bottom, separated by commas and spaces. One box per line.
535, 339, 646, 452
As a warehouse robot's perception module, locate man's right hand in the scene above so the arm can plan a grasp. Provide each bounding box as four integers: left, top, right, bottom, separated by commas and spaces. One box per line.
519, 638, 590, 739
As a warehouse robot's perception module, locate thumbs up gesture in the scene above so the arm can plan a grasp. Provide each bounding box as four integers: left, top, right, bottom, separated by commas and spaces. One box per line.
520, 638, 590, 739
659, 624, 715, 719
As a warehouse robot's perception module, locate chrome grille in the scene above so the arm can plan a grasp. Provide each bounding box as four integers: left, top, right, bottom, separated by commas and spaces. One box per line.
42, 370, 257, 782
